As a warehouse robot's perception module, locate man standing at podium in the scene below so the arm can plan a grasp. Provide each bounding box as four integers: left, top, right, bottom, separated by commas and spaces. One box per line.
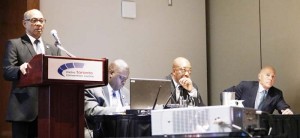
2, 9, 61, 138
84, 59, 130, 137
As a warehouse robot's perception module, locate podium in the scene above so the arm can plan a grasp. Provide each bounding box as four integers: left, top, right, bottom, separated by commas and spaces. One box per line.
18, 54, 108, 138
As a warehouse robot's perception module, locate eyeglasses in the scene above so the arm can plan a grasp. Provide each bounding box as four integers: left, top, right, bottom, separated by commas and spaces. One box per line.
118, 75, 128, 82
24, 18, 46, 24
175, 67, 192, 74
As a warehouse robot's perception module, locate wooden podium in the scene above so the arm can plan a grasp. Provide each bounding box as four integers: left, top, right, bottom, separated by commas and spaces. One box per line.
18, 54, 108, 138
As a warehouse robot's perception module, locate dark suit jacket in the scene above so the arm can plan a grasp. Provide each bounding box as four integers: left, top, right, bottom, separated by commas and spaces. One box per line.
166, 74, 205, 106
224, 81, 291, 114
2, 34, 61, 122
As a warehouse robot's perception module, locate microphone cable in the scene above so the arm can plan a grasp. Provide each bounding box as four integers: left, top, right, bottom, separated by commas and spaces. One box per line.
214, 117, 253, 137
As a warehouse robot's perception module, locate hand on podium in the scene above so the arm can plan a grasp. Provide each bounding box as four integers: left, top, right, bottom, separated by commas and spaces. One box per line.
115, 106, 130, 113
20, 62, 28, 75
281, 108, 293, 115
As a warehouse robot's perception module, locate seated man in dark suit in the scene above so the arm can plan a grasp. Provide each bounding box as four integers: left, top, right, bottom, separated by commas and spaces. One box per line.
223, 66, 293, 115
166, 57, 205, 106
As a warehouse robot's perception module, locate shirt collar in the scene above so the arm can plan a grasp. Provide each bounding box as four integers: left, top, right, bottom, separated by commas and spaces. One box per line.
107, 83, 113, 91
26, 33, 42, 44
107, 84, 120, 96
172, 78, 180, 88
258, 83, 269, 93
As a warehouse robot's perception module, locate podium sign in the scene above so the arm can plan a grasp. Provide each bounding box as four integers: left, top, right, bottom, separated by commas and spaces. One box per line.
48, 58, 104, 81
18, 54, 108, 87
18, 54, 108, 138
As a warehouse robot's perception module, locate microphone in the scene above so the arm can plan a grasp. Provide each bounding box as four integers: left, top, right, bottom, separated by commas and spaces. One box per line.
163, 86, 177, 109
152, 85, 162, 110
50, 29, 62, 45
50, 29, 76, 58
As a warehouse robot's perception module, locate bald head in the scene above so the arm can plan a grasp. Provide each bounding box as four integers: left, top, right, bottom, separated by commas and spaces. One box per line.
172, 57, 191, 69
24, 9, 43, 20
259, 66, 276, 75
171, 57, 192, 83
258, 66, 276, 89
108, 59, 130, 90
109, 59, 129, 74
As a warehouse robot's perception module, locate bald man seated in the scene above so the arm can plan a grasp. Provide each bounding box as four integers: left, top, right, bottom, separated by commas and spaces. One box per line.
223, 66, 293, 115
166, 57, 205, 106
84, 59, 130, 138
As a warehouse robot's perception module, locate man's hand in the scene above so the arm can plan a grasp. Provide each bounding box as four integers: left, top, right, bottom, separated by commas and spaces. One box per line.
115, 106, 130, 113
20, 62, 28, 75
281, 108, 293, 115
179, 77, 193, 91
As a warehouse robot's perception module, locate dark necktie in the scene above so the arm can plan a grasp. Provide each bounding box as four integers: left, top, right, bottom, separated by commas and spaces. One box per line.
34, 39, 43, 54
112, 91, 116, 97
111, 90, 118, 107
178, 86, 183, 95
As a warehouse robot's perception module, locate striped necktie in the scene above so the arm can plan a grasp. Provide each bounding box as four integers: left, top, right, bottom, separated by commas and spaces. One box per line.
257, 90, 267, 110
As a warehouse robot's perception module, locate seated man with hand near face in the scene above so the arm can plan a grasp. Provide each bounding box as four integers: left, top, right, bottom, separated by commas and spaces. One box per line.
166, 57, 205, 106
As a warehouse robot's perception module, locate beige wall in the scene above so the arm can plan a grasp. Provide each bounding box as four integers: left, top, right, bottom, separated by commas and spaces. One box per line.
40, 0, 300, 113
40, 0, 208, 104
260, 0, 300, 113
207, 0, 261, 105
208, 0, 300, 114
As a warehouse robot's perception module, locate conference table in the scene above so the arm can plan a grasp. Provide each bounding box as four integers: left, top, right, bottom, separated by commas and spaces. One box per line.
259, 114, 300, 138
91, 113, 300, 138
92, 114, 151, 137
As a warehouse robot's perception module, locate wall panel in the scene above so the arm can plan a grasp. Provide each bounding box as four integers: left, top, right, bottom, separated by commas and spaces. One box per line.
208, 0, 300, 114
207, 0, 261, 105
260, 0, 300, 114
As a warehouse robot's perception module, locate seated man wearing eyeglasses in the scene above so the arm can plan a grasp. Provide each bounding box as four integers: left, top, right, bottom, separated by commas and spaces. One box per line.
2, 9, 61, 138
166, 57, 205, 106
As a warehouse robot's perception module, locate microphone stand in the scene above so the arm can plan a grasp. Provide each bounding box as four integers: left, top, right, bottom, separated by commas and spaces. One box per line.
55, 42, 76, 58
163, 87, 176, 109
163, 95, 175, 109
152, 85, 162, 110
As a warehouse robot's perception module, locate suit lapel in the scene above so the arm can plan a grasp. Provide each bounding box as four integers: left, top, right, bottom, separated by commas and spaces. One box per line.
43, 41, 52, 55
262, 87, 273, 108
167, 75, 177, 103
21, 35, 36, 57
22, 35, 53, 56
102, 87, 111, 106
119, 89, 124, 106
249, 83, 259, 107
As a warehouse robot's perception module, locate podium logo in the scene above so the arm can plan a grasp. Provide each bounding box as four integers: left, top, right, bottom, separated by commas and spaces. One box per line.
57, 62, 84, 76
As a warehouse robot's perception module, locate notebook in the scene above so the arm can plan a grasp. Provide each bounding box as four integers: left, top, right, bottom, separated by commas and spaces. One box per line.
129, 78, 172, 110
